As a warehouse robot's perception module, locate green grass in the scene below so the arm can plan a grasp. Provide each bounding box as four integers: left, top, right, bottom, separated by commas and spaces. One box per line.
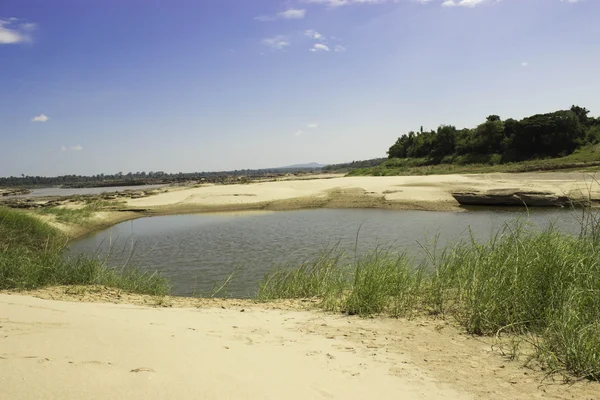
350, 144, 600, 176
258, 215, 600, 381
35, 200, 123, 225
0, 207, 169, 295
257, 248, 348, 309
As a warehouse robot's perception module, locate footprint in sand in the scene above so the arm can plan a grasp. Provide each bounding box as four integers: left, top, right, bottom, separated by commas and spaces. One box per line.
130, 367, 155, 373
81, 360, 113, 366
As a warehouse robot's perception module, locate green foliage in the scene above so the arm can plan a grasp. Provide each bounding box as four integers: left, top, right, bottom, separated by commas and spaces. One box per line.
34, 200, 124, 225
0, 207, 169, 295
322, 158, 387, 172
344, 249, 423, 316
353, 143, 600, 176
587, 125, 600, 144
386, 106, 596, 167
258, 216, 600, 380
257, 250, 348, 309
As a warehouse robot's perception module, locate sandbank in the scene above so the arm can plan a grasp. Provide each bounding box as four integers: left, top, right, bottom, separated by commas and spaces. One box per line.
127, 173, 600, 212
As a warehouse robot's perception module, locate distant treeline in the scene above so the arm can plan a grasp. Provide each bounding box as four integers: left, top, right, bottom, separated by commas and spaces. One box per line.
388, 106, 600, 163
322, 158, 387, 171
0, 167, 322, 188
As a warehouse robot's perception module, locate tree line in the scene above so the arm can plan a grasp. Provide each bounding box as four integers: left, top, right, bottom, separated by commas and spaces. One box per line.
0, 167, 322, 188
322, 158, 387, 172
388, 106, 600, 163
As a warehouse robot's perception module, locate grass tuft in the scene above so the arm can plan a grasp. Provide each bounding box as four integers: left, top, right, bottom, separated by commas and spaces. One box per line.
0, 207, 169, 296
35, 200, 123, 225
258, 214, 600, 381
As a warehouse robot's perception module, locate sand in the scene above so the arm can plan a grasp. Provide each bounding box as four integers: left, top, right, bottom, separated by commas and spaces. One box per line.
2, 290, 599, 400
126, 173, 600, 212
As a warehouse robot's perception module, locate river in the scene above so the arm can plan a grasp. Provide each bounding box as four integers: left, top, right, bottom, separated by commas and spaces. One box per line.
68, 208, 585, 298
8, 184, 166, 198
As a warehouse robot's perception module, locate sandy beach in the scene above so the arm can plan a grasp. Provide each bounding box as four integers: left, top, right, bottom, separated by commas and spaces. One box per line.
126, 173, 600, 213
2, 290, 599, 400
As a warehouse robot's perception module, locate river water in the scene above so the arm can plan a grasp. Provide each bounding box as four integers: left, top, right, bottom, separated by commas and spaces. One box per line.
8, 184, 166, 198
68, 208, 585, 298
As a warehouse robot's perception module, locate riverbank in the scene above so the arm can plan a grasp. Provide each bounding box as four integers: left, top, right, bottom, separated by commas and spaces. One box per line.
30, 172, 600, 241
2, 289, 599, 400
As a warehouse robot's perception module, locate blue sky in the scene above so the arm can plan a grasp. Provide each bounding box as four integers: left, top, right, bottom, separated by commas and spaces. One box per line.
1, 0, 598, 177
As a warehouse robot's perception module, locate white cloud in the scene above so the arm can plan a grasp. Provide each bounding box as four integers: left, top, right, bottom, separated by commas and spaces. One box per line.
61, 145, 83, 152
310, 43, 331, 52
307, 123, 319, 129
20, 22, 37, 31
562, 0, 582, 3
279, 9, 307, 19
32, 114, 49, 122
304, 30, 324, 40
442, 0, 489, 7
521, 61, 529, 67
262, 36, 290, 50
304, 0, 386, 6
256, 9, 306, 21
0, 18, 36, 44
294, 130, 304, 137
304, 30, 347, 53
305, 0, 504, 7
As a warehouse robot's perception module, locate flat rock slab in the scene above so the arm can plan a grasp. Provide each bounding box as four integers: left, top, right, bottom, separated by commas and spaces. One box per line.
452, 189, 584, 207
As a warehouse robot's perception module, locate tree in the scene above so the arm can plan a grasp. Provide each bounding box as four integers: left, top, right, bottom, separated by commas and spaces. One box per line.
509, 110, 584, 159
571, 105, 590, 126
431, 125, 457, 158
470, 118, 505, 154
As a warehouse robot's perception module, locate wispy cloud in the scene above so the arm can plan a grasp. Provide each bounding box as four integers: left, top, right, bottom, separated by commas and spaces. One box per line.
310, 43, 331, 52
442, 0, 489, 7
0, 18, 36, 44
304, 30, 347, 53
294, 130, 304, 137
303, 0, 567, 9
32, 114, 49, 122
521, 61, 529, 67
304, 0, 386, 6
307, 123, 319, 129
262, 35, 290, 50
255, 9, 306, 21
61, 145, 83, 152
280, 9, 307, 19
304, 30, 324, 40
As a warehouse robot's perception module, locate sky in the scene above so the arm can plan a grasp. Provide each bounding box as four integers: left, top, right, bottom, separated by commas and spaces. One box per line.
1, 0, 599, 177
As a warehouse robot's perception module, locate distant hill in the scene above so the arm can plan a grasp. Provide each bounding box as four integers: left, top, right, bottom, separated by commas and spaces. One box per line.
277, 162, 326, 169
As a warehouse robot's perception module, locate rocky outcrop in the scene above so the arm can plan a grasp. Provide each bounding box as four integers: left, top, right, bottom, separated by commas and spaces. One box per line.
0, 188, 166, 209
452, 188, 588, 207
0, 188, 31, 197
